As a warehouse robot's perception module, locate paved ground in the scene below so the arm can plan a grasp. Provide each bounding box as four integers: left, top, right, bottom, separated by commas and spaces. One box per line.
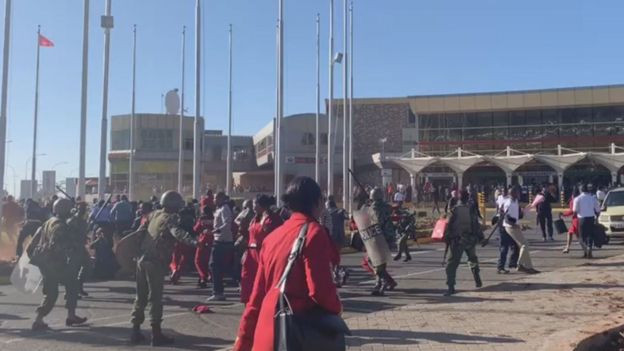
0, 213, 623, 350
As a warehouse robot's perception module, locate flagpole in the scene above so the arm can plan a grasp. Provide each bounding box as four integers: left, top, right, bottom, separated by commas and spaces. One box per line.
348, 1, 354, 214
31, 26, 41, 199
327, 0, 334, 197
177, 26, 186, 194
78, 0, 89, 200
226, 24, 233, 196
342, 0, 349, 210
275, 0, 284, 201
0, 0, 11, 212
129, 25, 136, 201
314, 14, 320, 184
193, 0, 201, 199
99, 0, 113, 200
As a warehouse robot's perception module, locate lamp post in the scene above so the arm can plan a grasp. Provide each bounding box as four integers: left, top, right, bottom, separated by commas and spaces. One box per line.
98, 0, 113, 200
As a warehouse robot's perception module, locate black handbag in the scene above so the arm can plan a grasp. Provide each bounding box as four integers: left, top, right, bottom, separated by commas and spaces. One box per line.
554, 218, 568, 235
274, 222, 351, 351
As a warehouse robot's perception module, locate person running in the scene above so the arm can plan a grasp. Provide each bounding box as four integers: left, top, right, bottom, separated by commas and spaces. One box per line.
527, 187, 555, 241
444, 191, 484, 296
573, 184, 601, 259
501, 186, 540, 274
193, 205, 214, 289
560, 186, 585, 254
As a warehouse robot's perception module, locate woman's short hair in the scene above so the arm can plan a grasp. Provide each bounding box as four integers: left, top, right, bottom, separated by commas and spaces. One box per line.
281, 176, 322, 216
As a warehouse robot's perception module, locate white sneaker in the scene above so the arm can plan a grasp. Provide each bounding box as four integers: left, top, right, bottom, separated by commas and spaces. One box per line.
205, 295, 226, 302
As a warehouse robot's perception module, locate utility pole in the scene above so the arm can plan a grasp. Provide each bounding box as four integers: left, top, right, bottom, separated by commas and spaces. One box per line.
98, 0, 113, 200
78, 0, 89, 199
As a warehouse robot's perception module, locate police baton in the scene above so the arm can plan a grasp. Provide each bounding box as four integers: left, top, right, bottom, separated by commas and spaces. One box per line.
56, 186, 75, 203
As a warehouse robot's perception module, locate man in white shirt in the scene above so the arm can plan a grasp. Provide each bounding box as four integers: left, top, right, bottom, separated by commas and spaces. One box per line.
573, 184, 601, 259
393, 190, 406, 206
501, 186, 540, 274
596, 186, 607, 203
207, 192, 235, 301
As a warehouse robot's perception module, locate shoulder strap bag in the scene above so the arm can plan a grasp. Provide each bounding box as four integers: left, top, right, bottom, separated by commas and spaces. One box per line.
274, 222, 350, 351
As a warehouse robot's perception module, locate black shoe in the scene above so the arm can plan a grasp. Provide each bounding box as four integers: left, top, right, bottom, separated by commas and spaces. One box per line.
31, 321, 49, 331
471, 267, 483, 288
130, 325, 146, 345
403, 255, 412, 263
79, 289, 89, 297
371, 289, 384, 296
385, 281, 397, 291
443, 286, 456, 296
393, 254, 402, 261
197, 281, 207, 289
66, 316, 88, 327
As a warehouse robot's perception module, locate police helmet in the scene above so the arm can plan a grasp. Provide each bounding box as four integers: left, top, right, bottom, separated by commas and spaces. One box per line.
53, 198, 73, 218
160, 191, 185, 212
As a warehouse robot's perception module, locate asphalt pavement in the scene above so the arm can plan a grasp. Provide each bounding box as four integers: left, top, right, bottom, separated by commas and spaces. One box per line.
1, 212, 623, 351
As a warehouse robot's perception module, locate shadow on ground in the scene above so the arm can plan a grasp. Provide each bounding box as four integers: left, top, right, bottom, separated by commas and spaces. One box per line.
347, 329, 523, 347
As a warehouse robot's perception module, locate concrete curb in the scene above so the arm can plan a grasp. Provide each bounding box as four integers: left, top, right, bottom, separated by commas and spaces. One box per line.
539, 317, 624, 351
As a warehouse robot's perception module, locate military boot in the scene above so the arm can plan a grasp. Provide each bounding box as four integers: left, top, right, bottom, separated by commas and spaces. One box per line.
129, 324, 146, 345
371, 277, 385, 296
471, 267, 483, 288
151, 324, 174, 346
443, 285, 456, 296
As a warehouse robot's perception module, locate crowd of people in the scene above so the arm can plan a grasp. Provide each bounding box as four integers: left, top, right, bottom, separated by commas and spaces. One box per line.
1, 174, 610, 350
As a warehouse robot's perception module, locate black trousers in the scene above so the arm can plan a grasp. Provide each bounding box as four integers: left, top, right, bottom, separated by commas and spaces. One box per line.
538, 212, 553, 239
579, 217, 595, 250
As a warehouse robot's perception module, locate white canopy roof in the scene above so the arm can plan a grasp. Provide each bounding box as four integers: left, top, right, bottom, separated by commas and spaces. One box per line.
533, 153, 587, 173
587, 152, 624, 173
483, 154, 534, 174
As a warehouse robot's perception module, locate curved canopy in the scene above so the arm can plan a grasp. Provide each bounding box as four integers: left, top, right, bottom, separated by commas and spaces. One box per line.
533, 153, 587, 173
587, 152, 624, 173
438, 155, 483, 174
483, 154, 534, 174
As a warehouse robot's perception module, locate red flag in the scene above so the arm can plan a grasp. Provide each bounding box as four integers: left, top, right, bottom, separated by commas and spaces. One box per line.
38, 34, 54, 48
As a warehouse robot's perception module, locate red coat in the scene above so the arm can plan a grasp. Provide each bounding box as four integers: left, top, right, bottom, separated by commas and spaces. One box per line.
562, 196, 579, 236
240, 211, 283, 303
234, 213, 342, 351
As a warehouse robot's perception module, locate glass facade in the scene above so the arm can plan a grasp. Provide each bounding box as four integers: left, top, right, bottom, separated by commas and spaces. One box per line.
418, 106, 624, 154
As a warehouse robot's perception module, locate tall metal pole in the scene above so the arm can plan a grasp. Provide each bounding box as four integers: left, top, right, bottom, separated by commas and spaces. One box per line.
273, 21, 279, 195
342, 0, 349, 210
348, 1, 354, 213
0, 0, 9, 211
78, 0, 89, 200
98, 0, 113, 200
193, 0, 201, 199
31, 26, 41, 199
327, 0, 335, 197
177, 26, 186, 194
275, 0, 284, 201
226, 24, 233, 195
314, 14, 321, 184
129, 25, 136, 201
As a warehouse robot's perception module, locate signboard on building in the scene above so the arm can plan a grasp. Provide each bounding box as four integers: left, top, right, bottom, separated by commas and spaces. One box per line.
42, 171, 56, 199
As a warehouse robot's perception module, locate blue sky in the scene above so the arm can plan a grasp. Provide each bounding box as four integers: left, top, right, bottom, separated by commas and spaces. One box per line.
3, 0, 624, 194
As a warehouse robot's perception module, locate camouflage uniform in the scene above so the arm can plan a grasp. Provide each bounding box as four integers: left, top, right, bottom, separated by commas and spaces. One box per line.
444, 202, 483, 293
67, 209, 90, 294
34, 217, 78, 318
130, 210, 197, 327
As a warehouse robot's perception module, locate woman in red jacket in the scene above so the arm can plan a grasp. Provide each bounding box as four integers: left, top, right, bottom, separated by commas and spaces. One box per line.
561, 186, 585, 254
233, 177, 342, 351
194, 205, 215, 288
239, 194, 283, 304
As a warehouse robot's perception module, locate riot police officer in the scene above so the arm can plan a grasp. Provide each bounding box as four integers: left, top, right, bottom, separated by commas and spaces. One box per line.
129, 191, 198, 346
31, 198, 87, 331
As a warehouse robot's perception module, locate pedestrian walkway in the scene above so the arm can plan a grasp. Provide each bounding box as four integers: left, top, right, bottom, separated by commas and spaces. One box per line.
345, 253, 624, 351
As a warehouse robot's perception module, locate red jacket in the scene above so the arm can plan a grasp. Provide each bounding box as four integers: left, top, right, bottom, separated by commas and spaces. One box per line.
234, 213, 342, 351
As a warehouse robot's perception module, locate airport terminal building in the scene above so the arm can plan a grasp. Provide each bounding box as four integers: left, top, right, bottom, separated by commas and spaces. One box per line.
108, 84, 624, 199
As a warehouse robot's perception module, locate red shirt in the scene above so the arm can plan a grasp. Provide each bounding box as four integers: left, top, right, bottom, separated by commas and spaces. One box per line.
234, 213, 342, 351
248, 212, 283, 249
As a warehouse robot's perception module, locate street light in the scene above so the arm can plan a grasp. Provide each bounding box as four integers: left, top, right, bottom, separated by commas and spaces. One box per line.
51, 161, 69, 169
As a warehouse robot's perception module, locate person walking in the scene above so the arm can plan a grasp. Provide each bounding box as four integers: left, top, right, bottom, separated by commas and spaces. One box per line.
528, 187, 555, 241
193, 205, 214, 289
234, 200, 255, 284
501, 186, 540, 274
573, 184, 601, 259
444, 191, 484, 296
129, 191, 198, 346
206, 192, 236, 301
240, 195, 283, 303
495, 188, 519, 274
233, 177, 342, 351
366, 187, 397, 296
169, 201, 198, 284
29, 198, 87, 331
324, 198, 348, 287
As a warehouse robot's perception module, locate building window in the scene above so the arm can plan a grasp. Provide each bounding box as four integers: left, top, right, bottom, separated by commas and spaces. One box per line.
111, 130, 130, 150
212, 145, 224, 161
140, 129, 173, 151
184, 138, 193, 151
407, 110, 417, 126
301, 132, 315, 146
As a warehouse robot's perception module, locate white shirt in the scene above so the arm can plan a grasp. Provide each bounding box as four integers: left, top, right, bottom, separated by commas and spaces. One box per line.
495, 195, 506, 210
501, 197, 521, 227
573, 192, 601, 218
394, 192, 405, 203
597, 190, 606, 202
213, 205, 233, 242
